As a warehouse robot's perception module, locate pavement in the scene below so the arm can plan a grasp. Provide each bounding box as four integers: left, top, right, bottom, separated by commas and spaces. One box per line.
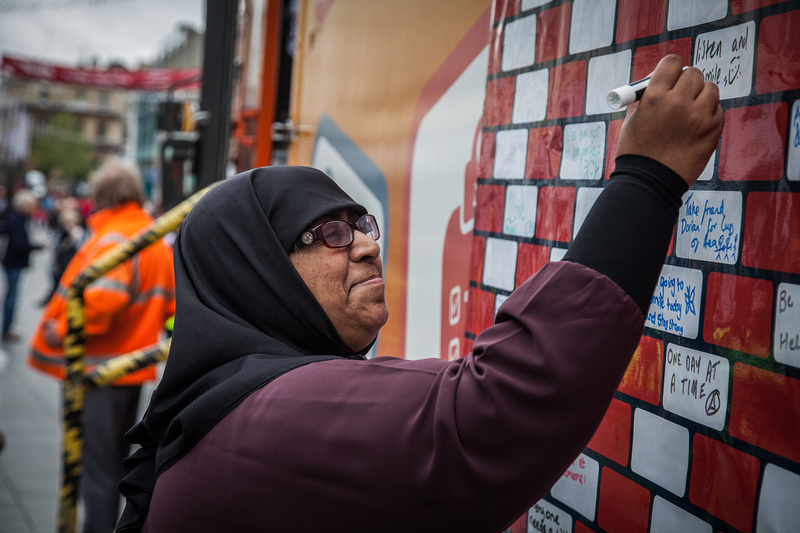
0, 227, 154, 533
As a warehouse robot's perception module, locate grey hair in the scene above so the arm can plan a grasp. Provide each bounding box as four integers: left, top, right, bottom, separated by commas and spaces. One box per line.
12, 189, 37, 211
89, 161, 144, 210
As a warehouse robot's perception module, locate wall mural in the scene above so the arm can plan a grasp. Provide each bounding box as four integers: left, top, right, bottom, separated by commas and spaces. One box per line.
470, 1, 800, 531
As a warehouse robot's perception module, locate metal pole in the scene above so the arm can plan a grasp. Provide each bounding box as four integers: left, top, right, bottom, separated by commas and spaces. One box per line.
196, 0, 238, 190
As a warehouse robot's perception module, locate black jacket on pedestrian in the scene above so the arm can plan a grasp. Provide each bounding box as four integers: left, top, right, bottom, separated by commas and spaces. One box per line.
1, 210, 41, 269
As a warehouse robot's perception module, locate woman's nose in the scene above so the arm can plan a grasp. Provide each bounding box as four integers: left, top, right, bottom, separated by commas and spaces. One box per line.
350, 227, 381, 260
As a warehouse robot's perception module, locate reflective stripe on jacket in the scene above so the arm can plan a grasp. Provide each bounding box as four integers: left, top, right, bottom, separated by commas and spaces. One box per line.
28, 202, 175, 385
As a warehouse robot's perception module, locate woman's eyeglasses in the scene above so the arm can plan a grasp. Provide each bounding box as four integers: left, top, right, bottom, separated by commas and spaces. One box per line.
296, 214, 380, 249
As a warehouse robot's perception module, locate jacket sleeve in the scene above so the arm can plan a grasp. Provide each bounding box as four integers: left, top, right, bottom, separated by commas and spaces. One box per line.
145, 155, 683, 532
146, 262, 643, 533
564, 154, 687, 314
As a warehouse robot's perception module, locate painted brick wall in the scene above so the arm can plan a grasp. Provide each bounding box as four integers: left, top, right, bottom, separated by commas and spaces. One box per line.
470, 1, 800, 531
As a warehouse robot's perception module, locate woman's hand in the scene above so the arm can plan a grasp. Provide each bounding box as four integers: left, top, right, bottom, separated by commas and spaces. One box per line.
616, 54, 724, 187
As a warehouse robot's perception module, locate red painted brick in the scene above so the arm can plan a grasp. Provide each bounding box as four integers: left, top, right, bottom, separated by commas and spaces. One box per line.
506, 514, 526, 533
488, 27, 503, 75
535, 187, 575, 243
484, 76, 516, 127
465, 285, 477, 337
479, 132, 496, 179
465, 289, 478, 339
742, 192, 800, 275
467, 245, 498, 333
618, 335, 663, 406
732, 0, 786, 14
476, 288, 496, 334
632, 38, 692, 80
464, 134, 480, 223
492, 0, 520, 24
536, 3, 571, 64
547, 61, 586, 119
474, 184, 506, 233
526, 126, 562, 180
470, 235, 487, 288
689, 434, 760, 533
756, 9, 800, 93
598, 467, 650, 533
719, 102, 787, 181
730, 363, 800, 464
604, 118, 624, 179
616, 0, 667, 42
587, 398, 631, 466
515, 243, 549, 287
703, 273, 773, 358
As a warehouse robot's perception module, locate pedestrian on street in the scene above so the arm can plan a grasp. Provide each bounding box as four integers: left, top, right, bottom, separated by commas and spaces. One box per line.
28, 161, 175, 533
40, 199, 86, 305
1, 189, 44, 342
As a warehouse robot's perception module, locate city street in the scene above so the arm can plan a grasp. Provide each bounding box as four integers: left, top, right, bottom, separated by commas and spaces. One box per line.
0, 227, 154, 532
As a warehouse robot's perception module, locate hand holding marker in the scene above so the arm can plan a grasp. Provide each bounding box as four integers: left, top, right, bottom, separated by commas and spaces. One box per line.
607, 66, 690, 110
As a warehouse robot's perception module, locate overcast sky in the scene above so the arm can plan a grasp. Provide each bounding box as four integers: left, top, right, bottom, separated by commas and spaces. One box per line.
0, 0, 205, 68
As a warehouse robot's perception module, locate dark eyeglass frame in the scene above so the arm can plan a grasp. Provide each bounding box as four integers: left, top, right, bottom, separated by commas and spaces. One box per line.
296, 214, 380, 249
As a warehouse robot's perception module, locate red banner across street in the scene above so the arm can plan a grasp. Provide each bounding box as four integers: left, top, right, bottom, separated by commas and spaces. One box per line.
1, 54, 200, 91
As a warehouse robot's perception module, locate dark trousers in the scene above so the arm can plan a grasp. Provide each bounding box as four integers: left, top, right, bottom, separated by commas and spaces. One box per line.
2, 266, 22, 336
81, 385, 142, 533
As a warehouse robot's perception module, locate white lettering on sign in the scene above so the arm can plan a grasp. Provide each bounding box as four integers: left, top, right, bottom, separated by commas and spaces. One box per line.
527, 499, 572, 533
560, 122, 606, 180
646, 265, 703, 339
448, 285, 461, 326
677, 190, 742, 264
504, 185, 538, 238
693, 21, 755, 100
775, 283, 800, 369
663, 344, 729, 431
447, 337, 460, 361
788, 100, 800, 181
549, 453, 599, 521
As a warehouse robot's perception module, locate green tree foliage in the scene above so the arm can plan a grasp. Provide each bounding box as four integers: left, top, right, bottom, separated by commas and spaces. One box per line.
31, 112, 94, 181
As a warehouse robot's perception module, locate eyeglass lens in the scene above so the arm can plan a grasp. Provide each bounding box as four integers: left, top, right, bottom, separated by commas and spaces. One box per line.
320, 215, 379, 248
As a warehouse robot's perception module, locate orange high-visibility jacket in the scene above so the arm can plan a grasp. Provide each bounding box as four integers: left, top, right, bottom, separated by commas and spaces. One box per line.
28, 202, 175, 385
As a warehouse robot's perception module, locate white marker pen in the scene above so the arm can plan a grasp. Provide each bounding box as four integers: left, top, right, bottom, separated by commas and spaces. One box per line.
607, 77, 651, 110
607, 66, 690, 110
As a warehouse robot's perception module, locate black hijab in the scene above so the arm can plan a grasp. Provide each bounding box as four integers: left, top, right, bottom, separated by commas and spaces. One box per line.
117, 166, 370, 532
